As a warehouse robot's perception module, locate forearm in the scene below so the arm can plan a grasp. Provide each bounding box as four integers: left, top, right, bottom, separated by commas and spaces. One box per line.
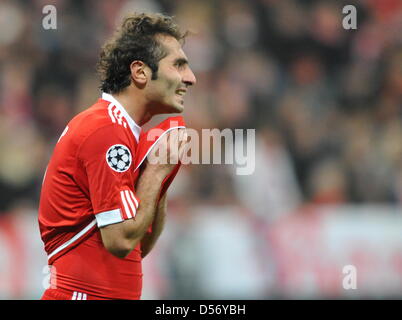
120, 167, 166, 249
140, 193, 167, 258
99, 128, 187, 259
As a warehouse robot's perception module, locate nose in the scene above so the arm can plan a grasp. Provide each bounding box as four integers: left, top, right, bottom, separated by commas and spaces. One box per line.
183, 66, 197, 87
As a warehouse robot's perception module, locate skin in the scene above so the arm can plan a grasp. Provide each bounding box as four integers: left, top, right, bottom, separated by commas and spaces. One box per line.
113, 34, 196, 126
140, 192, 167, 258
100, 34, 196, 259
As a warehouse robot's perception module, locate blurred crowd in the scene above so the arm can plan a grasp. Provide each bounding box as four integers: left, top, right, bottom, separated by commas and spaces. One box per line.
1, 0, 402, 213
0, 0, 402, 299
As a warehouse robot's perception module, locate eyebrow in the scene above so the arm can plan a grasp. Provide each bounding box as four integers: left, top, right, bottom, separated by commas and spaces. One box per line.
174, 58, 189, 66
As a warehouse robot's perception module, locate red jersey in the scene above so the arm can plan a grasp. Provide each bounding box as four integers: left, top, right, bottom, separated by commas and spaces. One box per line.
39, 93, 143, 299
39, 92, 185, 300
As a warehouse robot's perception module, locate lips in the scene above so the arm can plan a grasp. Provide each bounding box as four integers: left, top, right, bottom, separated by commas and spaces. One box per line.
176, 88, 187, 96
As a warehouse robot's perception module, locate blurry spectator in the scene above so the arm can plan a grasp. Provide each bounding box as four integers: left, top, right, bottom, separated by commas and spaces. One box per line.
232, 127, 302, 221
1, 0, 402, 299
307, 158, 348, 204
168, 205, 267, 299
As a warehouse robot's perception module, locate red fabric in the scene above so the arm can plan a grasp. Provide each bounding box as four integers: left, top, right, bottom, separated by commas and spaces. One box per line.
49, 231, 142, 300
38, 98, 142, 298
38, 96, 185, 299
135, 116, 185, 234
135, 116, 186, 201
41, 287, 129, 300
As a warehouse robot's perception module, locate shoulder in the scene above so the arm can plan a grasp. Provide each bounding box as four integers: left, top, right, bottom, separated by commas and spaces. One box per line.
72, 99, 134, 143
54, 99, 135, 164
70, 101, 136, 163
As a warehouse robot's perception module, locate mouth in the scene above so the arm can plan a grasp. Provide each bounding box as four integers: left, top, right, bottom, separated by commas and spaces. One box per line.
175, 88, 187, 97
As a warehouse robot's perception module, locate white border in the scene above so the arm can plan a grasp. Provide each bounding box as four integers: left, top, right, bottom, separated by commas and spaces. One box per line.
105, 144, 132, 173
48, 219, 97, 260
95, 208, 123, 227
134, 126, 186, 172
102, 92, 141, 141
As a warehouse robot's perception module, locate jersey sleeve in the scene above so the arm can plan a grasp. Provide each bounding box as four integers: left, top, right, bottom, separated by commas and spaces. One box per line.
77, 124, 140, 228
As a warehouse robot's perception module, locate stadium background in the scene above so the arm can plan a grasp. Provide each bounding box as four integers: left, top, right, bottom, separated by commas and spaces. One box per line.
0, 0, 402, 299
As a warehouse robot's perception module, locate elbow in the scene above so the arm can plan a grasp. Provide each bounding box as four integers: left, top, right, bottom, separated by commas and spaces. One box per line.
108, 246, 130, 259
99, 221, 143, 259
104, 238, 139, 259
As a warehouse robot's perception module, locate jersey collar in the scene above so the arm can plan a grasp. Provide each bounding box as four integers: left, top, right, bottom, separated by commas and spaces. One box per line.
101, 92, 141, 142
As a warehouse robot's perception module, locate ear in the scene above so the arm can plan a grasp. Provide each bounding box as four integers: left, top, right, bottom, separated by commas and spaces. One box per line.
130, 61, 148, 86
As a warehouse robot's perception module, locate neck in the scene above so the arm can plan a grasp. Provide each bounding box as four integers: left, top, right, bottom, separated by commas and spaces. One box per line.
113, 88, 152, 126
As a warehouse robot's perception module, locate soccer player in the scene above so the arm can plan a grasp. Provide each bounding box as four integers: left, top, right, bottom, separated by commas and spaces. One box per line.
38, 13, 196, 300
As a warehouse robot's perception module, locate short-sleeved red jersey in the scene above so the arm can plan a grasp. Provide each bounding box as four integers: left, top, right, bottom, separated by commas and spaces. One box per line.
38, 93, 143, 299
39, 93, 186, 300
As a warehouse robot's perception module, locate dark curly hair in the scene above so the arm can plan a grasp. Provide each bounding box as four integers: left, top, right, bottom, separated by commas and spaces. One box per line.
97, 13, 186, 94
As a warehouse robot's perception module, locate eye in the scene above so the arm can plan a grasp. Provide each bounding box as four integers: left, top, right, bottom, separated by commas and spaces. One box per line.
174, 60, 187, 69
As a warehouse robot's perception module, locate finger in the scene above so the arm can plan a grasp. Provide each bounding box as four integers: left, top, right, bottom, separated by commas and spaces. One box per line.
178, 128, 187, 144
178, 130, 189, 162
165, 130, 176, 164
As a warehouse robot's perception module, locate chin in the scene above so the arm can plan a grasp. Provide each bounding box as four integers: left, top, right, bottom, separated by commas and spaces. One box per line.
165, 102, 184, 114
154, 100, 184, 115
173, 103, 184, 113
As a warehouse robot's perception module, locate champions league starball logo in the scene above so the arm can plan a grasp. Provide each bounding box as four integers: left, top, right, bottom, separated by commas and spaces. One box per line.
106, 144, 132, 172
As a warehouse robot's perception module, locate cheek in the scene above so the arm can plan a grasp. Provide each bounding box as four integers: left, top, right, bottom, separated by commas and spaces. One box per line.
163, 68, 181, 89
154, 68, 181, 99
168, 74, 181, 91
166, 79, 177, 91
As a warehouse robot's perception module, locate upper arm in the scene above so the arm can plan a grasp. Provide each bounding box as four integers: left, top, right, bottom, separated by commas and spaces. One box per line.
78, 124, 140, 256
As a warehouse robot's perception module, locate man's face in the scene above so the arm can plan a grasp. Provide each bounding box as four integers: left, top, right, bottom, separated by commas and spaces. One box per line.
146, 35, 196, 114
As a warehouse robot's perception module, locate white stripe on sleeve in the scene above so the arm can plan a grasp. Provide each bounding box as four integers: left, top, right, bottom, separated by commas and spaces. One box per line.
129, 191, 139, 210
124, 190, 137, 217
120, 191, 132, 219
